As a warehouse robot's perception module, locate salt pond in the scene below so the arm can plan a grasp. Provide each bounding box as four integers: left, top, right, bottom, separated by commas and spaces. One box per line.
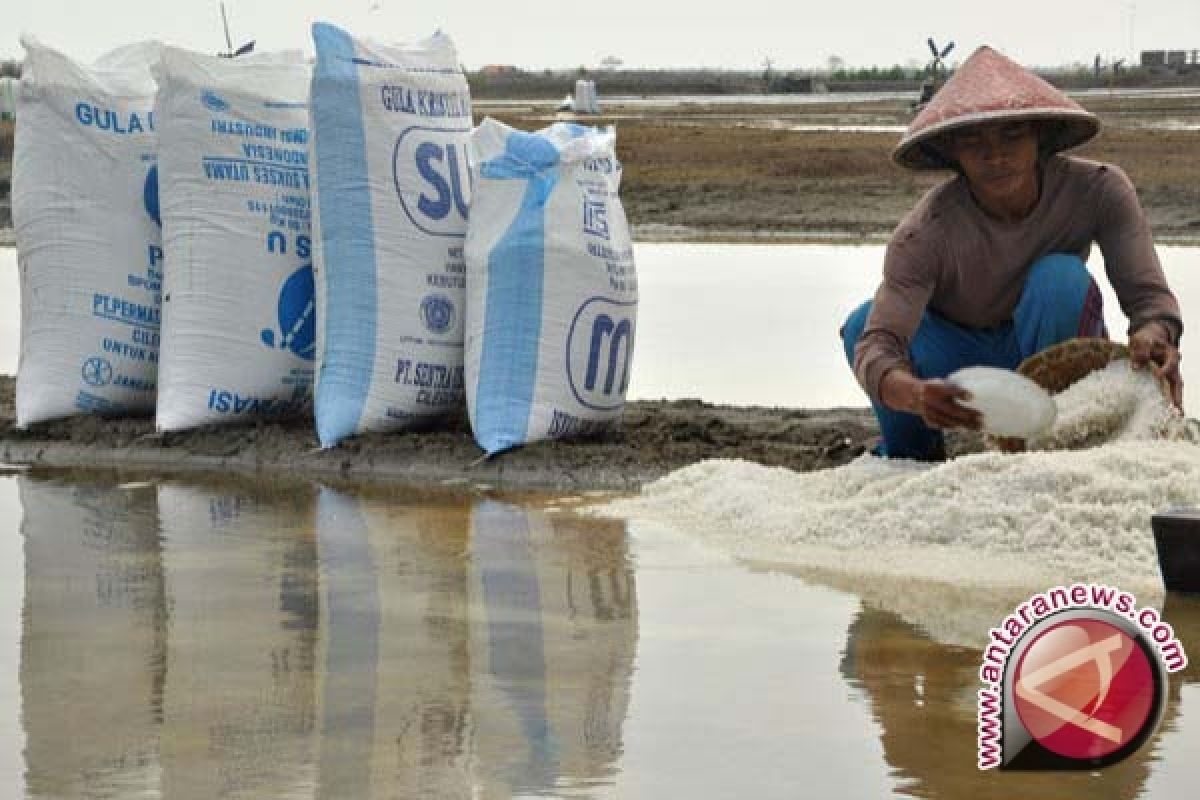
475, 86, 1200, 110
5, 243, 1196, 414
3, 471, 1200, 798
626, 243, 1200, 414
4, 243, 1200, 795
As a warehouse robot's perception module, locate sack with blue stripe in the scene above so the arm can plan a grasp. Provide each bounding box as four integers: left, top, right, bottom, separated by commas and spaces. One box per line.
309, 23, 472, 446
465, 119, 637, 455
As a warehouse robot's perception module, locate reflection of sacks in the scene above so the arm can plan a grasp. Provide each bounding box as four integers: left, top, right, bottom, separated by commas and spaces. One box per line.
152, 47, 314, 431
465, 120, 638, 454
468, 501, 636, 795
986, 338, 1178, 452
315, 487, 475, 798
158, 482, 318, 797
309, 23, 473, 446
18, 476, 165, 797
14, 37, 162, 426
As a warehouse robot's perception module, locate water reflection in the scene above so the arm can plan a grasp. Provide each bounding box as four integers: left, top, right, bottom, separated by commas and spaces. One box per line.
313, 489, 638, 799
158, 480, 319, 798
20, 475, 166, 799
468, 500, 636, 798
315, 487, 473, 799
18, 471, 1200, 797
17, 474, 637, 797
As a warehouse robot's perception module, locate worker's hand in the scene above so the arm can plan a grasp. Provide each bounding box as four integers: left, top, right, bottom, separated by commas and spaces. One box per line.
881, 370, 984, 431
914, 379, 984, 431
1130, 322, 1183, 410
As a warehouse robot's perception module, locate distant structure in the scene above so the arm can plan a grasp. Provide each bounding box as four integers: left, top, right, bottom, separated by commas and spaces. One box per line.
217, 2, 254, 58
769, 73, 824, 93
556, 80, 601, 114
573, 79, 601, 114
600, 56, 623, 70
1140, 49, 1200, 72
480, 64, 519, 75
913, 38, 955, 110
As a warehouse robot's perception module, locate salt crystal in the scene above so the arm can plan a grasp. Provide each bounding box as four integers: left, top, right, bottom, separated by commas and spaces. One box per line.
1030, 360, 1192, 450
597, 441, 1200, 598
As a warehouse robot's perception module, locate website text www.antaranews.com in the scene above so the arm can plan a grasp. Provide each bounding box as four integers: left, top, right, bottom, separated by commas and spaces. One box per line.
976, 583, 1187, 769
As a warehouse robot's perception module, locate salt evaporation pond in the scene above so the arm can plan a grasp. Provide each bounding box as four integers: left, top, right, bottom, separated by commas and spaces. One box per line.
3, 471, 1200, 798
4, 243, 1199, 414
4, 240, 1200, 794
475, 86, 1200, 109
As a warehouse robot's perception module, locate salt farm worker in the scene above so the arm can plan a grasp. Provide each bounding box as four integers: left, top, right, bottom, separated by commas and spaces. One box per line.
841, 46, 1184, 461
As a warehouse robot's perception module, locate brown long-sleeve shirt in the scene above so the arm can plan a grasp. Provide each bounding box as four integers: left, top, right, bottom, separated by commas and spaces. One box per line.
853, 155, 1183, 403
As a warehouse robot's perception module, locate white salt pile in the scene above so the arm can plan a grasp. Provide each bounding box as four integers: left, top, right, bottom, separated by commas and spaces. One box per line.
599, 441, 1200, 595
596, 363, 1199, 648
1030, 359, 1193, 450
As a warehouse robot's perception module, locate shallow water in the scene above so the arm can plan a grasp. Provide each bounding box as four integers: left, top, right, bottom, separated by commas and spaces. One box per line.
474, 87, 1200, 109
475, 92, 915, 108
3, 471, 1200, 798
4, 244, 1198, 415
629, 243, 1200, 415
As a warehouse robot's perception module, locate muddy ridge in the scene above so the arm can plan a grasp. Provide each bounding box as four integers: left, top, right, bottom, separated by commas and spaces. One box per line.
0, 375, 889, 490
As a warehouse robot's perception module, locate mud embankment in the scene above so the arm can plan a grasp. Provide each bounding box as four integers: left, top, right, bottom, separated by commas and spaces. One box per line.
0, 376, 884, 490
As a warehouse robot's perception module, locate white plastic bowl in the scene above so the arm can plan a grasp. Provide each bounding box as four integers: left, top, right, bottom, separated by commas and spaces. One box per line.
947, 366, 1057, 438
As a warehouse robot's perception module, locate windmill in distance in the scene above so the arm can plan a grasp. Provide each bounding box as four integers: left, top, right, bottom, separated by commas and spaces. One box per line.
927, 38, 955, 79
217, 3, 255, 59
913, 38, 955, 111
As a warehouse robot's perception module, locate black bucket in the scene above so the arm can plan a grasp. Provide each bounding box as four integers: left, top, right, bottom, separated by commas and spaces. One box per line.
1153, 509, 1200, 594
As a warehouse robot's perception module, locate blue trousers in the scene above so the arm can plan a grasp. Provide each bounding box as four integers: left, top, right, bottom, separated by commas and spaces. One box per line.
841, 254, 1107, 460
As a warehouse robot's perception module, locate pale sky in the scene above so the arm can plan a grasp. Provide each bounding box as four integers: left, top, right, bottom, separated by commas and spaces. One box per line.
5, 0, 1199, 70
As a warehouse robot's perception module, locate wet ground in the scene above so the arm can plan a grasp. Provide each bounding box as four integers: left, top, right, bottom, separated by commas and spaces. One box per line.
3, 469, 1200, 798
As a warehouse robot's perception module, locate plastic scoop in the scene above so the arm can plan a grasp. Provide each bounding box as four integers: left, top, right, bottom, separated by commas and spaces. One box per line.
947, 366, 1057, 439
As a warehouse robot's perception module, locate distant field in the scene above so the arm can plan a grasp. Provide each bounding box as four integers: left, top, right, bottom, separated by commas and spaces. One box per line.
489, 92, 1200, 241
1, 94, 1199, 242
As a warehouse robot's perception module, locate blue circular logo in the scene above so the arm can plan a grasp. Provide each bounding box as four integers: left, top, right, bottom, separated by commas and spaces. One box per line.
420, 293, 455, 334
81, 357, 113, 387
143, 165, 161, 228
260, 265, 316, 361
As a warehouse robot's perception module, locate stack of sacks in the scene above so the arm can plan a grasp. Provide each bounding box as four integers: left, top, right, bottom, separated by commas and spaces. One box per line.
464, 119, 638, 455
152, 47, 314, 431
308, 22, 473, 447
13, 37, 162, 427
11, 29, 640, 455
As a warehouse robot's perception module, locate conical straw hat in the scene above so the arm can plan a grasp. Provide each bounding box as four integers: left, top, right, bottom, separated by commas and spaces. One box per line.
894, 46, 1100, 170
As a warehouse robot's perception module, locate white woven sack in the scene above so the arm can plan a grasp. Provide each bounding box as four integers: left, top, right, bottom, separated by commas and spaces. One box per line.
465, 119, 637, 455
13, 37, 162, 426
152, 47, 313, 431
309, 23, 472, 446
